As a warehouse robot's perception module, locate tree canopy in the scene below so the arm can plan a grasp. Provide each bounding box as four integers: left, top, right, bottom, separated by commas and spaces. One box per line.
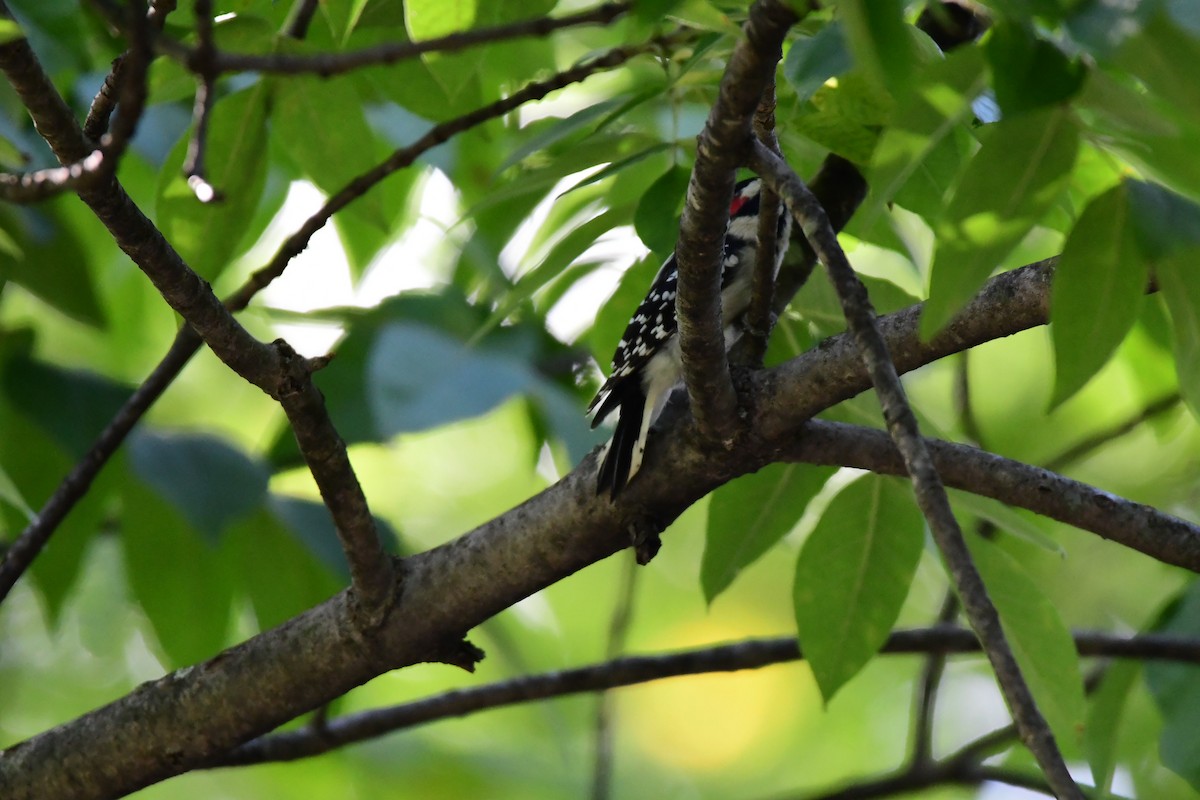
3, 0, 1200, 798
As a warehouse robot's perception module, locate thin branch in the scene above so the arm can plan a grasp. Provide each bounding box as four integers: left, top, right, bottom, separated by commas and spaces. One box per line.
910, 591, 959, 766
741, 71, 783, 366
0, 31, 674, 607
284, 0, 320, 40
674, 0, 802, 445
1045, 391, 1183, 472
83, 0, 171, 141
121, 1, 629, 77
181, 0, 220, 202
590, 552, 639, 800
214, 627, 1200, 766
749, 141, 1081, 798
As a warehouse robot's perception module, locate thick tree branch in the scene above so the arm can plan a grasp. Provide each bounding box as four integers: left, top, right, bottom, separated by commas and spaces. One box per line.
0, 250, 1183, 799
749, 141, 1080, 797
741, 72, 784, 366
674, 0, 802, 445
215, 627, 1200, 766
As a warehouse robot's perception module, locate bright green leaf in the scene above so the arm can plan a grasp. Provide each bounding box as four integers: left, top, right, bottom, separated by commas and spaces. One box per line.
791, 71, 895, 164
969, 534, 1087, 752
156, 85, 270, 280
0, 19, 24, 45
794, 475, 924, 701
498, 100, 625, 175
1051, 183, 1147, 406
949, 490, 1063, 554
702, 463, 835, 602
923, 106, 1079, 338
271, 71, 389, 229
122, 479, 233, 667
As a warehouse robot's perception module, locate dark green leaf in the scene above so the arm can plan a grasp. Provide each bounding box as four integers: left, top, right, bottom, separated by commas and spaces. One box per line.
0, 461, 32, 520
969, 534, 1086, 752
1145, 580, 1200, 792
782, 21, 854, 102
1126, 180, 1200, 260
122, 478, 233, 667
838, 0, 914, 92
1, 355, 132, 458
128, 431, 269, 545
1155, 245, 1200, 421
986, 21, 1086, 116
1051, 183, 1146, 406
868, 47, 985, 223
0, 202, 105, 327
268, 495, 353, 581
791, 71, 894, 164
634, 165, 691, 257
922, 106, 1079, 338
793, 475, 924, 701
702, 463, 835, 603
156, 85, 270, 280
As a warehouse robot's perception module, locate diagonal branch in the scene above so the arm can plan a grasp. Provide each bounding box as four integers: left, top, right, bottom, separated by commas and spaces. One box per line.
0, 31, 679, 608
674, 0, 803, 445
748, 141, 1082, 798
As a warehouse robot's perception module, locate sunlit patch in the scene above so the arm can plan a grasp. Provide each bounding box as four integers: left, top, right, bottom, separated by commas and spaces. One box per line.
623, 620, 819, 772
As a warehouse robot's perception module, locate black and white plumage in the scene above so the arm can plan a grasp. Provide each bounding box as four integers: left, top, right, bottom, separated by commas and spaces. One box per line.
588, 177, 792, 498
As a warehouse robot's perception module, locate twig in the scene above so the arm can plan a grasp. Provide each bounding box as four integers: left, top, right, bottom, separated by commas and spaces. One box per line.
674, 0, 803, 445
749, 140, 1082, 798
83, 0, 172, 141
741, 72, 783, 366
284, 0, 320, 40
910, 591, 959, 766
213, 627, 1200, 765
182, 0, 220, 202
1045, 392, 1182, 472
590, 552, 639, 800
122, 1, 629, 77
784, 419, 1200, 573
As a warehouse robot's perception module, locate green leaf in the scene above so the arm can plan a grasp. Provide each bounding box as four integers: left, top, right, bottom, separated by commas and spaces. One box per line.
1051, 183, 1147, 406
1155, 245, 1200, 421
271, 71, 389, 229
1145, 580, 1200, 792
226, 505, 343, 630
0, 203, 105, 327
702, 463, 835, 602
1087, 660, 1139, 800
1, 355, 133, 458
0, 18, 25, 45
634, 165, 691, 257
949, 490, 1063, 554
128, 431, 269, 545
838, 0, 913, 92
793, 475, 925, 701
968, 534, 1086, 752
986, 21, 1086, 116
0, 460, 33, 520
791, 71, 894, 164
869, 47, 986, 221
922, 106, 1079, 338
122, 478, 233, 667
404, 0, 483, 97
1126, 180, 1200, 260
498, 99, 625, 175
156, 85, 270, 280
782, 21, 854, 102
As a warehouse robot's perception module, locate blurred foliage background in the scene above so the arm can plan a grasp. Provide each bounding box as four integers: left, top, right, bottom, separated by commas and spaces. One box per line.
3, 0, 1200, 797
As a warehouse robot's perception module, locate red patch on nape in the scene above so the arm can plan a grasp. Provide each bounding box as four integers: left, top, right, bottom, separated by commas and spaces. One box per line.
728, 194, 748, 216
